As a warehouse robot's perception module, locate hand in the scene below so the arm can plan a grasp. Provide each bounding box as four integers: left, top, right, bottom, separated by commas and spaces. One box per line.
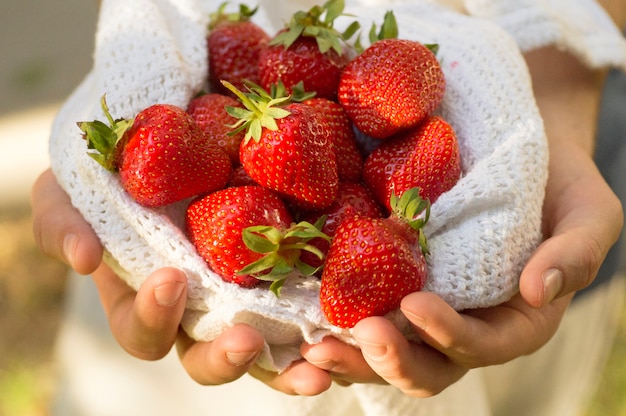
301, 140, 621, 395
31, 168, 334, 395
300, 46, 624, 395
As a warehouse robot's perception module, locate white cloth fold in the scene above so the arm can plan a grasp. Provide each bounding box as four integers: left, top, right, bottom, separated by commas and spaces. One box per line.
49, 0, 626, 372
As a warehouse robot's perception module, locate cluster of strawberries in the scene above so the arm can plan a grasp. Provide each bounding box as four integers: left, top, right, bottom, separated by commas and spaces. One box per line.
79, 0, 461, 329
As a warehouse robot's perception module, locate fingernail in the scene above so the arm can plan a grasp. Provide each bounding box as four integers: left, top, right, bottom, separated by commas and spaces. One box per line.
154, 281, 185, 307
226, 351, 257, 367
356, 340, 388, 362
63, 233, 78, 269
401, 308, 428, 331
542, 268, 563, 304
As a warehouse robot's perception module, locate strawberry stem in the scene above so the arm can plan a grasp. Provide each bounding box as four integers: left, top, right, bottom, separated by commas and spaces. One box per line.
209, 2, 258, 30
77, 94, 133, 172
221, 80, 292, 144
270, 0, 359, 55
389, 188, 431, 255
238, 220, 331, 296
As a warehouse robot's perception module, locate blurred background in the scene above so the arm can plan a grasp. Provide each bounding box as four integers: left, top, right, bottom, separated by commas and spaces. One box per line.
0, 0, 624, 415
0, 0, 98, 414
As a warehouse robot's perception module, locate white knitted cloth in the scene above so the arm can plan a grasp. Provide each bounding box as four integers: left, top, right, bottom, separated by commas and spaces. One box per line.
49, 0, 626, 373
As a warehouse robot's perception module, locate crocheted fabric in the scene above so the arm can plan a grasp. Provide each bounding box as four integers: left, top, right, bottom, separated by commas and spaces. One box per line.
48, 0, 626, 372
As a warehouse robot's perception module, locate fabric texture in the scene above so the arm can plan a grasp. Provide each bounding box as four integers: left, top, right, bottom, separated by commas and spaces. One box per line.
48, 0, 626, 372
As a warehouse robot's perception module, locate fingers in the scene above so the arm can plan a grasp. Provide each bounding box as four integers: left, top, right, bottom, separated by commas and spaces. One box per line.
31, 169, 103, 274
521, 145, 623, 307
248, 360, 333, 396
351, 314, 467, 397
303, 291, 571, 398
177, 324, 265, 386
300, 336, 381, 385
399, 291, 571, 366
92, 264, 188, 360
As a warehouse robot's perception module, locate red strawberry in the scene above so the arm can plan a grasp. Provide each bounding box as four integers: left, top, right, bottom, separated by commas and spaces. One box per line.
300, 182, 384, 271
78, 97, 232, 207
187, 185, 330, 293
320, 188, 430, 328
223, 81, 339, 210
303, 97, 363, 182
338, 13, 445, 139
186, 186, 293, 288
229, 165, 258, 187
207, 3, 270, 96
304, 182, 383, 238
258, 0, 358, 100
187, 93, 245, 165
363, 116, 461, 211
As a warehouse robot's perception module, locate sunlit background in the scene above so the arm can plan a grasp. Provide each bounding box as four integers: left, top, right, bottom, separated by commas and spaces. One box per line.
0, 1, 624, 415
0, 1, 98, 414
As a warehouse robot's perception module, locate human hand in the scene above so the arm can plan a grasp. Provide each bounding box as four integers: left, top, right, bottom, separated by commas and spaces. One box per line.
302, 44, 624, 392
31, 168, 335, 395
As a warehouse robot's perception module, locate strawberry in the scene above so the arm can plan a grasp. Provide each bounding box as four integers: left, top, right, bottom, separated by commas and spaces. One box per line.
363, 115, 461, 211
300, 182, 383, 271
258, 0, 359, 100
303, 182, 383, 238
338, 12, 445, 139
223, 81, 339, 210
303, 97, 363, 182
229, 165, 258, 187
78, 97, 232, 207
207, 3, 270, 96
320, 188, 430, 328
186, 185, 330, 293
186, 186, 293, 288
187, 93, 245, 165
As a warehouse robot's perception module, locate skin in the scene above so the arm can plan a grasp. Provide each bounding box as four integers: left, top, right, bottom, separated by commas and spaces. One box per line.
31, 0, 625, 398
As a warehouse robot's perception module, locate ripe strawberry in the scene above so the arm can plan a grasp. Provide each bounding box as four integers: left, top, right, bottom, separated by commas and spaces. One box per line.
78, 97, 232, 207
320, 188, 430, 328
186, 185, 330, 293
338, 13, 445, 139
186, 186, 293, 288
258, 0, 359, 100
187, 93, 245, 165
303, 97, 363, 182
363, 116, 461, 211
303, 182, 383, 238
300, 182, 383, 271
229, 165, 258, 187
223, 81, 339, 210
207, 3, 270, 96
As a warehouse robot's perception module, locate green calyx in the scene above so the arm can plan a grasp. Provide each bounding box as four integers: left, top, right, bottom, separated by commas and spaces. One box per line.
238, 217, 331, 296
270, 0, 360, 55
77, 95, 132, 172
359, 10, 439, 56
209, 2, 258, 30
222, 80, 292, 144
389, 188, 431, 255
368, 10, 398, 44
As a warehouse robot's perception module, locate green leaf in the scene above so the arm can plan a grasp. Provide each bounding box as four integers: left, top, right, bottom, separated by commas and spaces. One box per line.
270, 24, 304, 49
242, 230, 279, 254
323, 0, 344, 24
425, 43, 440, 56
342, 21, 361, 41
237, 253, 280, 276
380, 10, 399, 40
77, 95, 132, 172
269, 278, 287, 296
